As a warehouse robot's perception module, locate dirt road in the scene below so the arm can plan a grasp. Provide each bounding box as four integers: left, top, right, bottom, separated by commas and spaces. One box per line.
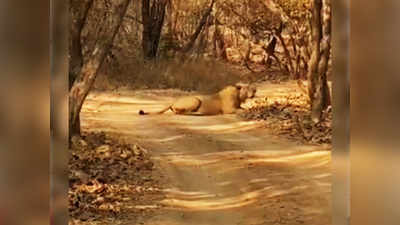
81, 82, 331, 225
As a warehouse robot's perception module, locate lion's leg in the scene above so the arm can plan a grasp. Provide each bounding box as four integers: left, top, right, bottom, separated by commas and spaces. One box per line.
172, 108, 187, 114
180, 112, 211, 116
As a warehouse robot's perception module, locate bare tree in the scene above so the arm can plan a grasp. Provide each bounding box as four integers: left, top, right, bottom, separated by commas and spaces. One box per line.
141, 0, 168, 59
69, 0, 132, 138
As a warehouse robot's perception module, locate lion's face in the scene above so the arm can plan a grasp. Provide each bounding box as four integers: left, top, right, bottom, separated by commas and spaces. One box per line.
237, 84, 256, 102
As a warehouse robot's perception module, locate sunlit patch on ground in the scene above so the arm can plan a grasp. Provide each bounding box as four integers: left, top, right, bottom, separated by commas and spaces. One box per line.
160, 184, 318, 211
162, 190, 258, 210
183, 120, 264, 133
154, 150, 330, 168
146, 135, 187, 143
163, 188, 217, 200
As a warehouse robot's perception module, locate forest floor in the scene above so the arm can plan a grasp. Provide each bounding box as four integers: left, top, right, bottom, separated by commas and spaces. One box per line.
72, 81, 332, 225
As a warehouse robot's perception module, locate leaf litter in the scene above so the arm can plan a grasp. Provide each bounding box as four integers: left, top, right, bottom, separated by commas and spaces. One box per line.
69, 132, 165, 225
239, 91, 332, 147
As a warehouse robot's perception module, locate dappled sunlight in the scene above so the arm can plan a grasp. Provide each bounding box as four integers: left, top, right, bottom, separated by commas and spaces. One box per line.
303, 157, 331, 169
132, 205, 160, 210
183, 120, 263, 133
161, 187, 264, 211
312, 173, 331, 179
216, 181, 232, 186
163, 188, 216, 200
249, 150, 330, 164
159, 152, 186, 156
315, 181, 331, 188
160, 184, 313, 211
146, 135, 187, 143
249, 178, 269, 183
214, 135, 264, 142
155, 149, 330, 168
156, 118, 266, 135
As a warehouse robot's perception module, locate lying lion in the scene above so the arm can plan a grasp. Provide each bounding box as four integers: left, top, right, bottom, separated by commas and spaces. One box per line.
138, 83, 256, 115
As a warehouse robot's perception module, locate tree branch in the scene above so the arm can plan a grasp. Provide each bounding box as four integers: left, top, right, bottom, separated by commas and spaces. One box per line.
182, 0, 216, 53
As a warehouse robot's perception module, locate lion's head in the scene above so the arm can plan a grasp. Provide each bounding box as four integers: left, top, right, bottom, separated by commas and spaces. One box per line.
236, 83, 256, 102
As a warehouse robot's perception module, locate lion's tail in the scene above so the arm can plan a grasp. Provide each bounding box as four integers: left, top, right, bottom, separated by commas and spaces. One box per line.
138, 105, 172, 115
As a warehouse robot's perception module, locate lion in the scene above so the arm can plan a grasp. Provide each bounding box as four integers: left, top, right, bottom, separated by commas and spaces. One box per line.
138, 83, 256, 115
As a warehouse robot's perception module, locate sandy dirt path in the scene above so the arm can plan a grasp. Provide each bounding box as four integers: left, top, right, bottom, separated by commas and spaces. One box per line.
81, 82, 331, 225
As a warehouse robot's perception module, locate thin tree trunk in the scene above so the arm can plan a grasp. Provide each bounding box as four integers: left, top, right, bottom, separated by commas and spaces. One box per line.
69, 0, 132, 138
69, 0, 95, 89
173, 0, 181, 35
308, 0, 330, 123
289, 34, 301, 79
142, 0, 168, 59
276, 33, 294, 76
263, 36, 277, 67
182, 0, 216, 53
318, 0, 332, 106
196, 15, 211, 56
214, 19, 225, 59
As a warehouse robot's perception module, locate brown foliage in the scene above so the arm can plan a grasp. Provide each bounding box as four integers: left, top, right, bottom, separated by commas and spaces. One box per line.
239, 91, 332, 145
69, 132, 164, 224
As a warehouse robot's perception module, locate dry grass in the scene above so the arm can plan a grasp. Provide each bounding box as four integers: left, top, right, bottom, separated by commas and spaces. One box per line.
94, 58, 242, 93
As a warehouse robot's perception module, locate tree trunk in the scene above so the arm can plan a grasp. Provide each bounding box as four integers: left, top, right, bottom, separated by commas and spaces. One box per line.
141, 0, 168, 59
69, 0, 132, 138
182, 0, 215, 53
307, 0, 330, 123
276, 32, 294, 76
214, 20, 225, 59
264, 36, 277, 67
319, 0, 332, 106
69, 0, 95, 89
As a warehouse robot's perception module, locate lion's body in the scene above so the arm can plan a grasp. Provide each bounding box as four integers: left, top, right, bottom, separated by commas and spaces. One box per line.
139, 84, 255, 116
